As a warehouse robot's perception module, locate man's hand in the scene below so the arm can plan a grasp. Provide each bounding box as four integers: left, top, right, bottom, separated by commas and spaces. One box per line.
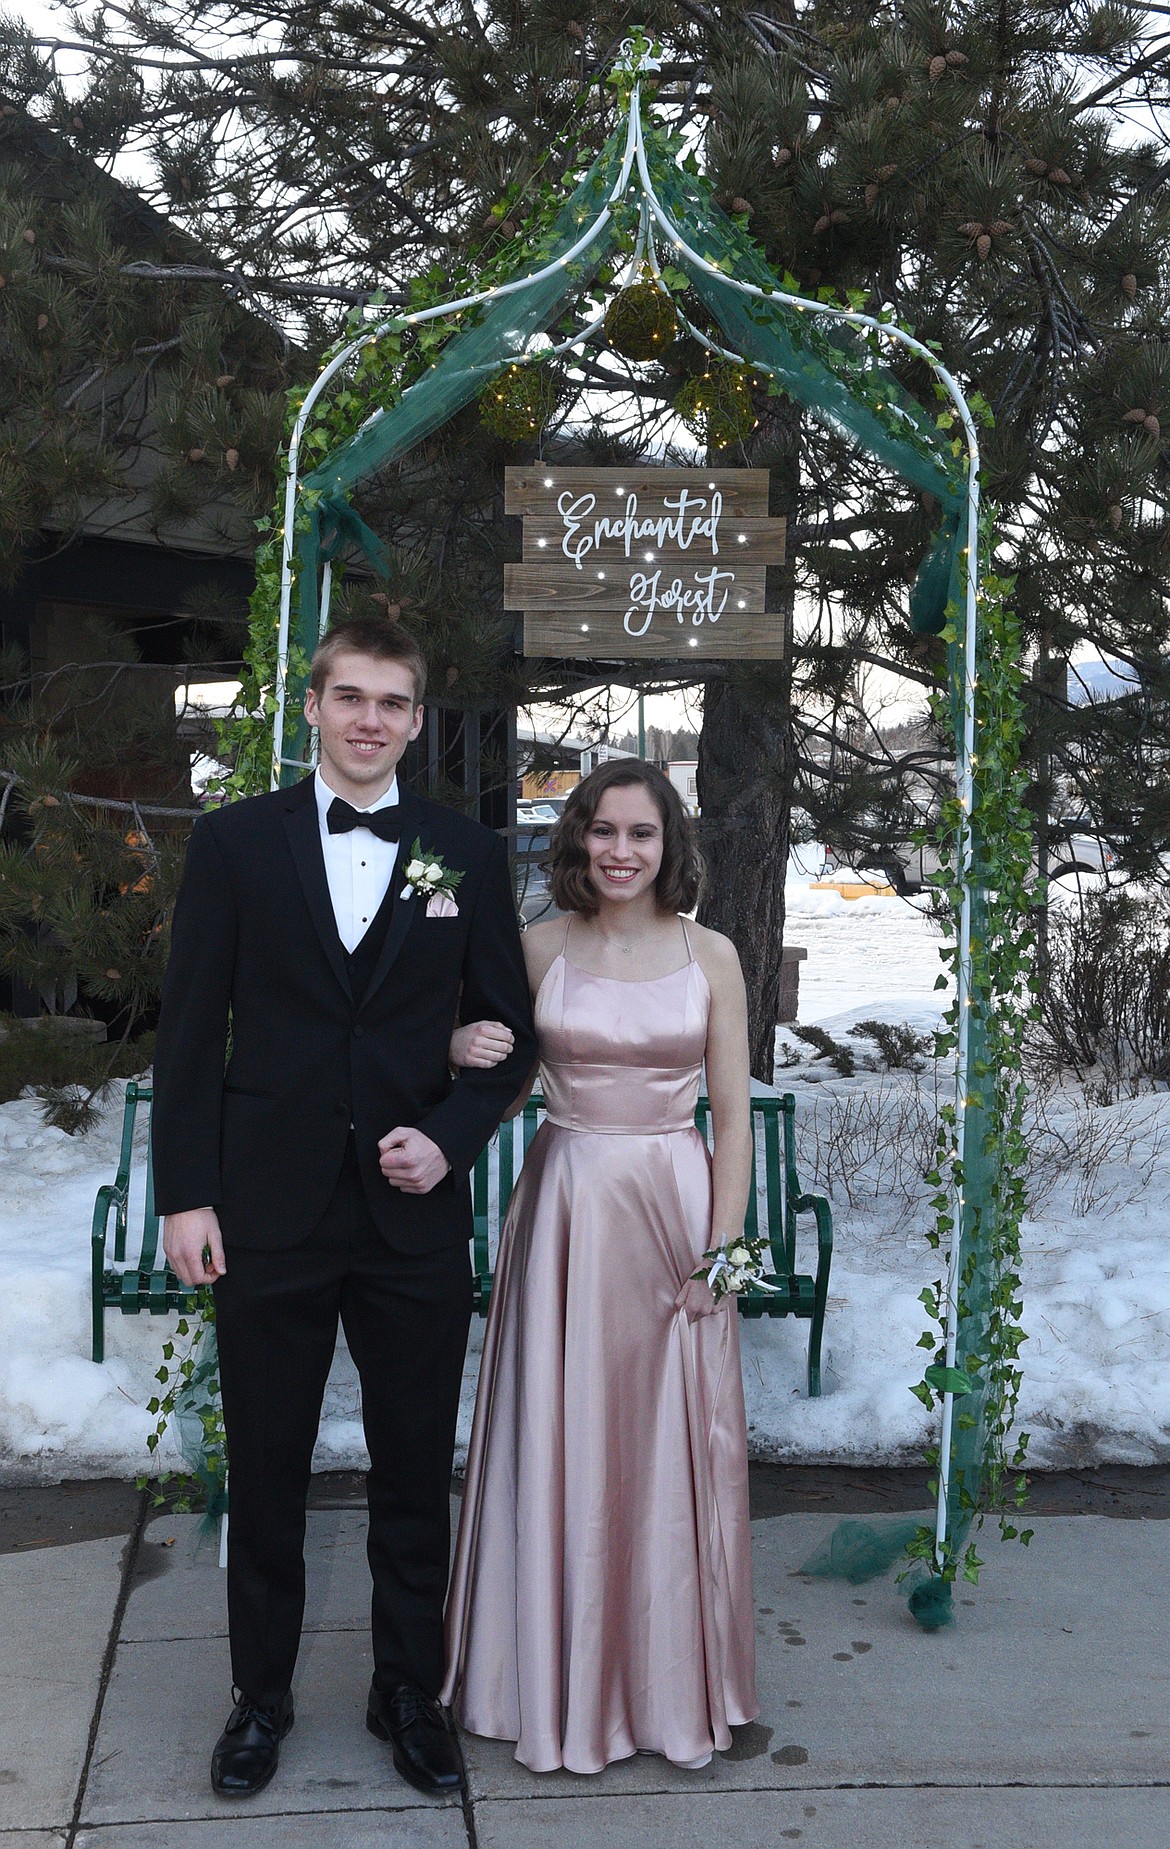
378, 1127, 451, 1194
163, 1207, 227, 1287
449, 1019, 514, 1070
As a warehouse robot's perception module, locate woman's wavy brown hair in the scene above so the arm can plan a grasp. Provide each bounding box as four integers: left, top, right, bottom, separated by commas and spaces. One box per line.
547, 759, 704, 916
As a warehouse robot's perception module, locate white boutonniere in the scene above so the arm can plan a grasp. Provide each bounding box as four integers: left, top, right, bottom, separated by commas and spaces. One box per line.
400, 838, 464, 916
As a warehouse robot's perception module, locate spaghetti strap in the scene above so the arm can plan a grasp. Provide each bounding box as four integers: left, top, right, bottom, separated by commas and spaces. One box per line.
562, 914, 573, 956
680, 916, 695, 962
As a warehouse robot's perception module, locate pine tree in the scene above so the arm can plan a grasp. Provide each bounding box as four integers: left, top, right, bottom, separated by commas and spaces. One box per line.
4, 4, 1170, 1072
0, 102, 295, 1067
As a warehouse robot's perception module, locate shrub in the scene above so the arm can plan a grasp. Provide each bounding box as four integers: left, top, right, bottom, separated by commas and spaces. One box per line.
850, 1018, 933, 1071
1030, 888, 1170, 1099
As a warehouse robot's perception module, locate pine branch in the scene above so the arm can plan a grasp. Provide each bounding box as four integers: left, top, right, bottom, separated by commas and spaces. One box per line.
41, 253, 401, 305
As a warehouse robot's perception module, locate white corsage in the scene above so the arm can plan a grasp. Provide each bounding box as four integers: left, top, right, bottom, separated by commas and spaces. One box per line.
692, 1233, 779, 1301
400, 837, 464, 914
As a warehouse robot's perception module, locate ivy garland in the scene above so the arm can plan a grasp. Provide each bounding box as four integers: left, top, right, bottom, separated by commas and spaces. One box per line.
139, 1295, 228, 1514
906, 514, 1036, 1593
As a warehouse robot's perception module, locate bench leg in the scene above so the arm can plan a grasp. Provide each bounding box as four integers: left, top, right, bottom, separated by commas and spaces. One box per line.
91, 1233, 106, 1365
806, 1300, 824, 1398
805, 1197, 834, 1399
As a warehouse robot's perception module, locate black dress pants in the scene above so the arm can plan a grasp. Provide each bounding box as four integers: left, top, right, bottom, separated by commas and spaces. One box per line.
213, 1138, 472, 1707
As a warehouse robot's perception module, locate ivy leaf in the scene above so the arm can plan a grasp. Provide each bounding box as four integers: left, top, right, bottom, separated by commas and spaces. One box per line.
925, 1364, 975, 1396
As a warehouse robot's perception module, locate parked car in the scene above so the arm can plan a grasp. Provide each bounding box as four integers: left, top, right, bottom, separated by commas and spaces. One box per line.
882, 823, 1116, 894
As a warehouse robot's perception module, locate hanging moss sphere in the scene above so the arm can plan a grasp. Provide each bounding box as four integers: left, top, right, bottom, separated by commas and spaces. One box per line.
479, 365, 561, 440
673, 361, 758, 448
603, 281, 679, 361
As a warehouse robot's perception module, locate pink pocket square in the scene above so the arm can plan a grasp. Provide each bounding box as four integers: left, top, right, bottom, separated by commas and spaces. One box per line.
426, 892, 459, 918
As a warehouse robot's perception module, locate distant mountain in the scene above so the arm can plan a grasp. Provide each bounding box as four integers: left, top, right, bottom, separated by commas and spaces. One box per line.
1068, 656, 1140, 704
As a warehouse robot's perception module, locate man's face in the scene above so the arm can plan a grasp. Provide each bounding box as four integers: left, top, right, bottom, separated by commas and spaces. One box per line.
303, 651, 424, 805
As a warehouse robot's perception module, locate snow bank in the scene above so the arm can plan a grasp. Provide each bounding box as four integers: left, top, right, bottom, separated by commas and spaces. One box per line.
2, 876, 1169, 1481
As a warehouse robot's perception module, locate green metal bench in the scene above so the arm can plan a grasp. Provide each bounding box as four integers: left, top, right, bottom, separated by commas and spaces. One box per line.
91, 1080, 196, 1363
92, 1084, 833, 1395
472, 1090, 833, 1396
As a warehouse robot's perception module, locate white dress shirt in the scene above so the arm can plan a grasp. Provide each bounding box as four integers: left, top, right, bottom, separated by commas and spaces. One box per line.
314, 768, 400, 952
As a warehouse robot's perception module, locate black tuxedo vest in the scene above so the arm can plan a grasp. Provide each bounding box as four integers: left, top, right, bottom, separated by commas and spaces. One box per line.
346, 868, 396, 1005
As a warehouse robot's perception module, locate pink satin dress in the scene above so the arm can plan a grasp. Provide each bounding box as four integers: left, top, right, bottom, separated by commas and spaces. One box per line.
441, 925, 758, 1774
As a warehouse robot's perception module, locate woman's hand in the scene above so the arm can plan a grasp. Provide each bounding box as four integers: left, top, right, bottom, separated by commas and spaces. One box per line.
675, 1275, 726, 1322
449, 1019, 515, 1070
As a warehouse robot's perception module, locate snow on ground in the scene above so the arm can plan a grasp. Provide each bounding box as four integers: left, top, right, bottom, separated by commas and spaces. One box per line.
3, 861, 1170, 1482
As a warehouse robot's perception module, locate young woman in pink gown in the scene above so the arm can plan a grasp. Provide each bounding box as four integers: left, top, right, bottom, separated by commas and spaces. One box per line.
442, 760, 759, 1774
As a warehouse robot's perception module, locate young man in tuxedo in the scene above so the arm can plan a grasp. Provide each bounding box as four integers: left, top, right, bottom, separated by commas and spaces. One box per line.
153, 617, 536, 1799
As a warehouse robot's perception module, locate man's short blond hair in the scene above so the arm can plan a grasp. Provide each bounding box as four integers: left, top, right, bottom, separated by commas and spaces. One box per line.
308, 617, 427, 704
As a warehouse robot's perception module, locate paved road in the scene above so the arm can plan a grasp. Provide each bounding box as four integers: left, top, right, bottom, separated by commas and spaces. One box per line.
2, 1469, 1168, 1848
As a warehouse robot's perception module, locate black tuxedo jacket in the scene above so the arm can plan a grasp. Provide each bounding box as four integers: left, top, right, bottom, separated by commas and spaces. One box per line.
151, 776, 537, 1254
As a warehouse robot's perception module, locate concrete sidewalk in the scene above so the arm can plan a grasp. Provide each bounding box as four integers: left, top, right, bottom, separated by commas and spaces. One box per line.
2, 1477, 1169, 1849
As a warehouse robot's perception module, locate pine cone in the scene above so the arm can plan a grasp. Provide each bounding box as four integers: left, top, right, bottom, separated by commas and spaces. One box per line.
36, 313, 48, 330
731, 197, 753, 215
215, 373, 235, 388
1122, 407, 1149, 424
1108, 504, 1123, 530
976, 233, 992, 260
877, 164, 898, 182
499, 219, 516, 238
864, 182, 879, 208
1122, 273, 1138, 299
988, 220, 1012, 237
774, 147, 793, 167
187, 447, 206, 463
945, 49, 969, 65
225, 448, 240, 471
1025, 156, 1048, 175
21, 228, 35, 245
813, 212, 833, 235
958, 221, 983, 237
1145, 413, 1161, 438
928, 54, 947, 81
1048, 167, 1072, 185
566, 19, 585, 39
830, 208, 848, 224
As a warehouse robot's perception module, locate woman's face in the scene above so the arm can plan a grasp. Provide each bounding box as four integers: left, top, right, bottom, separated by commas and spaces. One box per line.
584, 782, 666, 907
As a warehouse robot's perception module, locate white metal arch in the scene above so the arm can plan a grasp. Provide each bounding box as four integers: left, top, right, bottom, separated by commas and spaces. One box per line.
273, 41, 982, 1573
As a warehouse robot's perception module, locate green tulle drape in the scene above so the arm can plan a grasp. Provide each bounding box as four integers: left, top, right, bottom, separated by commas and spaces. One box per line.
278, 114, 966, 773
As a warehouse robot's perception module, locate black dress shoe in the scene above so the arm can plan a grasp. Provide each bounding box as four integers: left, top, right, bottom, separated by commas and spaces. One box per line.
211, 1691, 294, 1797
366, 1682, 464, 1795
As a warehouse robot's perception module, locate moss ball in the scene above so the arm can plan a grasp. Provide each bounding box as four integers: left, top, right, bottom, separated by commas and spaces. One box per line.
673, 361, 758, 448
603, 281, 678, 361
479, 365, 562, 440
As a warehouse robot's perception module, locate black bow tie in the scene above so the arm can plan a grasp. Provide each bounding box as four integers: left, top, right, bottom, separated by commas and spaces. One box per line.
326, 796, 400, 843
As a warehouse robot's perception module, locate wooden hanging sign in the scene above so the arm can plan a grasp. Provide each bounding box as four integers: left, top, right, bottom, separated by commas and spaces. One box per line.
504, 467, 786, 660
